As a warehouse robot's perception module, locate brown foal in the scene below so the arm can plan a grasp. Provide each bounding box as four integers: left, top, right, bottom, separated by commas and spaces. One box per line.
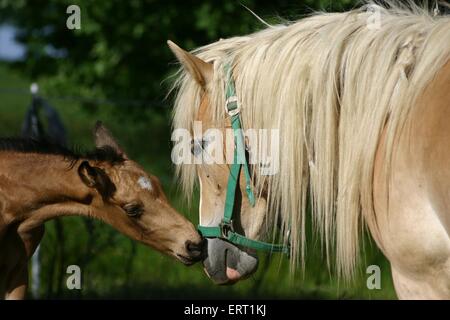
0, 122, 203, 299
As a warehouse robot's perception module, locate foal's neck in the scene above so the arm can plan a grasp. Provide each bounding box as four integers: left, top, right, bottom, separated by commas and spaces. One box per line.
0, 152, 93, 225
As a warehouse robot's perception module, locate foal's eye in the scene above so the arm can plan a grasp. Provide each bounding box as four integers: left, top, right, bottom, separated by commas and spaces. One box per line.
123, 203, 144, 217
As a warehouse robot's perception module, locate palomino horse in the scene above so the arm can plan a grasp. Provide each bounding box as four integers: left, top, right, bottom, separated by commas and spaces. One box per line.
0, 122, 203, 299
169, 2, 450, 298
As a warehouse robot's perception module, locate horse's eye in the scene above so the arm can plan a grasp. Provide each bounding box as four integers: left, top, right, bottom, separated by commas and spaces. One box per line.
123, 203, 144, 217
191, 139, 202, 156
191, 139, 209, 156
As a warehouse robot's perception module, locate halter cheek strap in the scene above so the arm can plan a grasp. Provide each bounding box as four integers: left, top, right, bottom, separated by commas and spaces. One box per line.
197, 63, 290, 255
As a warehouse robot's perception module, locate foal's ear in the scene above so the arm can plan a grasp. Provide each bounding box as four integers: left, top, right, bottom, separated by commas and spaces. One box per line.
93, 121, 128, 158
78, 161, 116, 198
167, 40, 213, 87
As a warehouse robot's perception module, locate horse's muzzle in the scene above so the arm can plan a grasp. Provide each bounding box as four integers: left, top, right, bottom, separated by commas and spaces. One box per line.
202, 238, 258, 284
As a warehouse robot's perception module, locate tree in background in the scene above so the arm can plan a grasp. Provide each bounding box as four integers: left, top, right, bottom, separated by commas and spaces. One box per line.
0, 0, 356, 109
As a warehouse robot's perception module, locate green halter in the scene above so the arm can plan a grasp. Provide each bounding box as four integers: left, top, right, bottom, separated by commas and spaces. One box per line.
197, 63, 290, 255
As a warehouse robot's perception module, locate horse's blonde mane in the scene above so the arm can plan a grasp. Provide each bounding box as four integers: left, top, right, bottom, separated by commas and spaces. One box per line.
171, 1, 450, 279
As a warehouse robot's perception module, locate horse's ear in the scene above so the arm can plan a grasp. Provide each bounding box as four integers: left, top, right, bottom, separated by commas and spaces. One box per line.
93, 121, 128, 158
167, 40, 213, 87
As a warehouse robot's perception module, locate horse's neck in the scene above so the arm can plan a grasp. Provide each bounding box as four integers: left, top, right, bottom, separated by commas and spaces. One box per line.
0, 152, 92, 228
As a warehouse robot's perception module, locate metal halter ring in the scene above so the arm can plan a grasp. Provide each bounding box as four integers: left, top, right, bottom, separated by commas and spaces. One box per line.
225, 96, 241, 116
220, 221, 234, 238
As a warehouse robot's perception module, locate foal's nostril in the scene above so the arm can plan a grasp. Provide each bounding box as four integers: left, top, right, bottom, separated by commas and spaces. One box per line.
186, 240, 202, 252
185, 239, 205, 260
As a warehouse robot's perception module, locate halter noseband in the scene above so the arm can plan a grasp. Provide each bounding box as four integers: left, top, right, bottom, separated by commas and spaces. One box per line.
197, 63, 290, 256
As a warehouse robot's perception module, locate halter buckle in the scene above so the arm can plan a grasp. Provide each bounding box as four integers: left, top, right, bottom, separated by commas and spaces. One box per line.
225, 96, 240, 116
220, 220, 234, 238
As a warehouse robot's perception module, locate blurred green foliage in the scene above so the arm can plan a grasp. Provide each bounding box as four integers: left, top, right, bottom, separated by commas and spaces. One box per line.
0, 0, 396, 299
0, 0, 356, 105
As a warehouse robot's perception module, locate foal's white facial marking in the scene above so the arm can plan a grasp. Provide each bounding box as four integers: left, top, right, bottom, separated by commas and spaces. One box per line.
138, 176, 153, 191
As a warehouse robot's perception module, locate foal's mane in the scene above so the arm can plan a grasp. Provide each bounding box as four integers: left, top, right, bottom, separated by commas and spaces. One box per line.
172, 1, 450, 278
0, 137, 125, 165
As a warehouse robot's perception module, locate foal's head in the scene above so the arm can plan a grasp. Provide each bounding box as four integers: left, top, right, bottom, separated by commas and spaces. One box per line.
79, 122, 204, 265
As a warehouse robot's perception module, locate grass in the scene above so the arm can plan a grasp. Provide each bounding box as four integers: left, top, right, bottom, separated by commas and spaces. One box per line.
0, 63, 397, 299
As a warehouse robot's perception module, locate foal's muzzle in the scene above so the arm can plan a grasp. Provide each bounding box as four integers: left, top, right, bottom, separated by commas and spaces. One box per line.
186, 239, 206, 260
177, 239, 206, 265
